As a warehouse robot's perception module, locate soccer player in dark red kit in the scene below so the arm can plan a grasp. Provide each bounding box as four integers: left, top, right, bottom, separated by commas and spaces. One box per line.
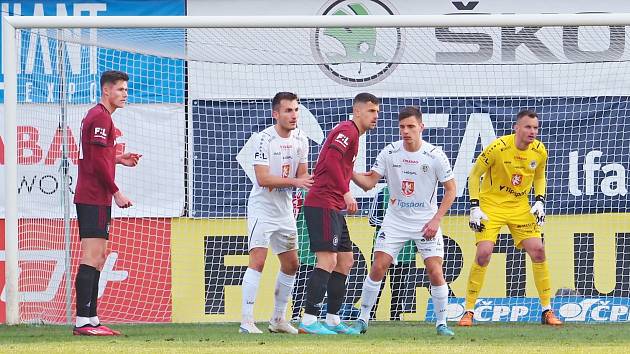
72, 70, 141, 336
298, 93, 379, 335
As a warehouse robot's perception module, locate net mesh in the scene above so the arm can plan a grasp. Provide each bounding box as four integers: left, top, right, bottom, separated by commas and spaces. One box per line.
5, 23, 630, 323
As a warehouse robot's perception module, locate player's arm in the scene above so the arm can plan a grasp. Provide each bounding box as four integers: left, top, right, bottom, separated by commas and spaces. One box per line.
254, 165, 313, 189
352, 170, 382, 192
467, 141, 498, 231
530, 147, 548, 226
116, 153, 142, 167
422, 178, 456, 239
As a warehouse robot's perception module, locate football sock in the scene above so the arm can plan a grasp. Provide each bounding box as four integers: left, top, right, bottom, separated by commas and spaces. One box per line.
465, 261, 487, 311
272, 271, 295, 322
89, 270, 101, 318
89, 316, 100, 327
359, 276, 382, 323
325, 313, 340, 327
431, 284, 449, 326
326, 271, 347, 315
532, 261, 552, 309
75, 264, 96, 320
241, 268, 262, 323
304, 268, 331, 317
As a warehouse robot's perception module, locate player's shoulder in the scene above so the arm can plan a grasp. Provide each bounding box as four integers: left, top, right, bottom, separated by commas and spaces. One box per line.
383, 140, 403, 154
485, 134, 514, 154
333, 120, 359, 136
84, 104, 111, 123
290, 128, 308, 142
422, 141, 450, 160
258, 126, 276, 141
529, 139, 547, 157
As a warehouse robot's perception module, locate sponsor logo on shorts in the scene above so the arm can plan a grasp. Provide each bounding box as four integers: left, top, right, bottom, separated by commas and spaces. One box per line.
332, 235, 339, 247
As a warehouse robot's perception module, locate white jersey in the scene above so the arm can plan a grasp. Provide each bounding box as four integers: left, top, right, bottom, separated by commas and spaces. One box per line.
247, 126, 308, 224
372, 140, 454, 233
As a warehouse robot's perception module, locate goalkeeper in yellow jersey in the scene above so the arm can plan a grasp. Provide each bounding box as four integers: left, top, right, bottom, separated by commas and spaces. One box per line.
458, 110, 562, 326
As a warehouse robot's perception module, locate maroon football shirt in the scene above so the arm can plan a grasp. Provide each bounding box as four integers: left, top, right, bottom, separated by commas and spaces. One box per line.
74, 104, 119, 206
305, 120, 360, 210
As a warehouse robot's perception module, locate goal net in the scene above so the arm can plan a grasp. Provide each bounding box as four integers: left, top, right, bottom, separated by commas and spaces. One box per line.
3, 15, 630, 324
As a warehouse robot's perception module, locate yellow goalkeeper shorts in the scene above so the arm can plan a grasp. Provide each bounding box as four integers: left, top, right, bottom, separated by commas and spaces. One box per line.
475, 206, 541, 249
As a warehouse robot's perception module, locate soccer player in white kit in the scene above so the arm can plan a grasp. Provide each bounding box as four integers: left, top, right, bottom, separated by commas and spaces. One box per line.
351, 106, 457, 336
240, 92, 314, 334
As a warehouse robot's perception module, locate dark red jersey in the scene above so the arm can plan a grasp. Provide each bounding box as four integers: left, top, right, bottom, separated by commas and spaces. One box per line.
305, 120, 360, 210
74, 104, 118, 206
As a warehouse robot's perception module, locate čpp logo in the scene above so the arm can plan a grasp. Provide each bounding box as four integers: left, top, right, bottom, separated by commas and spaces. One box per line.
558, 299, 629, 322
444, 301, 530, 322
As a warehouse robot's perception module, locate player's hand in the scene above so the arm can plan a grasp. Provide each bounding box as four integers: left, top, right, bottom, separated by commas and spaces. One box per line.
117, 153, 142, 167
469, 203, 489, 232
530, 196, 546, 226
114, 191, 133, 208
421, 217, 440, 239
344, 192, 358, 214
293, 175, 314, 189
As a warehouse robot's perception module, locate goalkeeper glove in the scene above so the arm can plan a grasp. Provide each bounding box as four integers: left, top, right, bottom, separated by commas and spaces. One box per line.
468, 199, 489, 232
530, 195, 546, 226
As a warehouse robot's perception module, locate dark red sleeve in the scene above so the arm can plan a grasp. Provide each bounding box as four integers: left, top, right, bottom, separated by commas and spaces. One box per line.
321, 147, 349, 195
88, 112, 111, 146
328, 125, 353, 155
92, 144, 119, 195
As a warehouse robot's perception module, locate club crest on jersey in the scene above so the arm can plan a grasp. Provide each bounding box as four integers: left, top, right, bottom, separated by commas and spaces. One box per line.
529, 160, 538, 169
421, 164, 429, 173
282, 163, 291, 178
511, 173, 523, 186
401, 180, 415, 196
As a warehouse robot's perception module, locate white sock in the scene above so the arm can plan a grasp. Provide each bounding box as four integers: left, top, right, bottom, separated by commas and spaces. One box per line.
542, 305, 551, 312
75, 316, 90, 327
359, 277, 382, 323
302, 313, 317, 325
325, 313, 340, 327
431, 284, 449, 327
241, 268, 262, 324
89, 316, 100, 326
272, 271, 296, 322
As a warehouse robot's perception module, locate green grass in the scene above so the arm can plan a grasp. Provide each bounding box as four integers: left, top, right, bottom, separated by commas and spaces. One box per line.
1, 322, 629, 353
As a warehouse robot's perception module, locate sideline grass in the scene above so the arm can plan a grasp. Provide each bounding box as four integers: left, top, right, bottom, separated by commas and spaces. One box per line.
1, 322, 629, 353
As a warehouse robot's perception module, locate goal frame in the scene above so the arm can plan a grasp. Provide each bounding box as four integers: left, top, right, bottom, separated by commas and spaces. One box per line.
4, 12, 630, 325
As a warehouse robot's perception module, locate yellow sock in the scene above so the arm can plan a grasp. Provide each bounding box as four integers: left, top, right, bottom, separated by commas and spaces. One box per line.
532, 261, 552, 309
465, 262, 488, 311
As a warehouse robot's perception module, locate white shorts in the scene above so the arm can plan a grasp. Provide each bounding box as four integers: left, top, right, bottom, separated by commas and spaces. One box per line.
247, 217, 298, 255
373, 225, 444, 265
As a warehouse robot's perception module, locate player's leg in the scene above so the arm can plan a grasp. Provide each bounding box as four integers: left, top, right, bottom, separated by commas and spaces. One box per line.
73, 204, 116, 336
419, 230, 454, 336
513, 217, 562, 326
459, 212, 503, 326
299, 207, 337, 334
268, 229, 299, 334
355, 228, 404, 333
240, 217, 269, 333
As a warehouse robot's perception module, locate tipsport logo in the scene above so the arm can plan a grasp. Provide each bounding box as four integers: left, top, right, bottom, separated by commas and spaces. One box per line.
311, 0, 404, 87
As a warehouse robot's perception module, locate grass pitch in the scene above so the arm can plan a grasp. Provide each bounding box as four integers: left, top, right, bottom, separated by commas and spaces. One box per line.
2, 322, 629, 353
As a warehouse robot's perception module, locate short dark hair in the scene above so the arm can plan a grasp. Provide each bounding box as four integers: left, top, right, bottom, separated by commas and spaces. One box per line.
100, 70, 129, 88
399, 106, 422, 122
272, 92, 298, 111
353, 92, 379, 106
516, 109, 538, 121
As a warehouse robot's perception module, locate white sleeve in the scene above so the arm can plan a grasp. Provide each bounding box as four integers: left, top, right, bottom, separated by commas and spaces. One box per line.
435, 148, 454, 182
371, 146, 388, 177
252, 133, 270, 166
298, 136, 309, 164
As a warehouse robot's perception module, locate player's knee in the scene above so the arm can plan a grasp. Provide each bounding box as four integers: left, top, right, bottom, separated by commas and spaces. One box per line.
528, 246, 546, 263
369, 263, 388, 281
337, 258, 354, 274
475, 252, 492, 267
281, 259, 299, 275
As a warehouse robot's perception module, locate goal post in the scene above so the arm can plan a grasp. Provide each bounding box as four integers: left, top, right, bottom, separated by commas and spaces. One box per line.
3, 13, 630, 325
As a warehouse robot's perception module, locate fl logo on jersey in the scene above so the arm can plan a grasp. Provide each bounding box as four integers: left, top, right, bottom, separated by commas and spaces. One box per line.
311, 0, 404, 87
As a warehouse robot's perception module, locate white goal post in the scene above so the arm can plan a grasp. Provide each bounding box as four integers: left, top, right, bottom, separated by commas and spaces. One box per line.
4, 13, 630, 325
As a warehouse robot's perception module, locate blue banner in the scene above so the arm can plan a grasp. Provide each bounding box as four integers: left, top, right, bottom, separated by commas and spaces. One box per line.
426, 297, 630, 322
1, 0, 185, 103
191, 97, 630, 217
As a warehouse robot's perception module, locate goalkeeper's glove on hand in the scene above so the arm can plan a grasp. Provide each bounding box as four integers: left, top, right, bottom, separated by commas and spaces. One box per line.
468, 199, 489, 232
530, 195, 546, 226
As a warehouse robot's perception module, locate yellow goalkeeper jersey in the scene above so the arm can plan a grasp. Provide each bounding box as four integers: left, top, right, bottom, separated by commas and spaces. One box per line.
468, 134, 547, 211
